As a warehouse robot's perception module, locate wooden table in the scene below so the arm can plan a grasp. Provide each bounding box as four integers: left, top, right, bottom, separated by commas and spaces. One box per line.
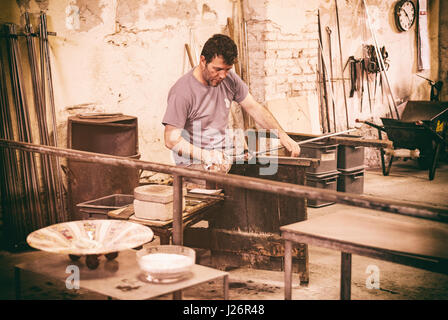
281, 212, 448, 300
108, 194, 224, 245
15, 249, 229, 300
186, 158, 315, 281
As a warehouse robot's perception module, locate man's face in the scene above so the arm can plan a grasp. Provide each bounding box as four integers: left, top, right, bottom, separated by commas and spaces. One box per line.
200, 55, 233, 87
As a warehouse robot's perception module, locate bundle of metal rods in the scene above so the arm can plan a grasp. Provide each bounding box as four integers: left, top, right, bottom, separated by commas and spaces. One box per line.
0, 34, 27, 246
0, 12, 67, 248
37, 12, 67, 224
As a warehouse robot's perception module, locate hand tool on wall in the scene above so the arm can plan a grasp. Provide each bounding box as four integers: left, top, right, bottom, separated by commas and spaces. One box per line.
416, 74, 444, 102
362, 57, 372, 113
317, 45, 326, 133
362, 0, 399, 119
346, 56, 358, 98
335, 0, 350, 130
317, 38, 338, 134
185, 43, 195, 68
326, 26, 337, 132
318, 10, 330, 133
359, 59, 364, 112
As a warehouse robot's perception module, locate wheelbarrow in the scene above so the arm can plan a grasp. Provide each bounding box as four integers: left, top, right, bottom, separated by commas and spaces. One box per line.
359, 101, 448, 180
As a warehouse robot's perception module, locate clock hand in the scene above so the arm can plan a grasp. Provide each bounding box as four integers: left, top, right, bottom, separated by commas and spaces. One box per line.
402, 8, 410, 21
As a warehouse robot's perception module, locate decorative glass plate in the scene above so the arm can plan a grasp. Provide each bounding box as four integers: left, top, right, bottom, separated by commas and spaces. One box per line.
27, 220, 154, 267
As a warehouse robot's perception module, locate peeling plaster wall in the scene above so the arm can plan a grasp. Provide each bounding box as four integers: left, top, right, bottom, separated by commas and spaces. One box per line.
0, 0, 442, 168
2, 0, 231, 165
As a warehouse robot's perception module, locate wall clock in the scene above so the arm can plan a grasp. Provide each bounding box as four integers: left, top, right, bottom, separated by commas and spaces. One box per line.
394, 0, 416, 32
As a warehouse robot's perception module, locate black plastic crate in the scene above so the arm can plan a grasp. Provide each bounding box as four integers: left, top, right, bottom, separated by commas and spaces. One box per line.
76, 194, 134, 219
305, 170, 339, 208
337, 135, 365, 170
337, 166, 365, 194
300, 141, 338, 174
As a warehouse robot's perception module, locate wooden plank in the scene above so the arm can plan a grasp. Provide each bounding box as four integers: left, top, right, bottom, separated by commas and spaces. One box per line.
275, 165, 307, 226
209, 164, 249, 230
256, 156, 320, 167
243, 163, 280, 233
127, 197, 222, 228
184, 227, 306, 257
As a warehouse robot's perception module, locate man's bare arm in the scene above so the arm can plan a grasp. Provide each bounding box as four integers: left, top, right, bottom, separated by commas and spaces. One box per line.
164, 125, 228, 166
239, 93, 300, 157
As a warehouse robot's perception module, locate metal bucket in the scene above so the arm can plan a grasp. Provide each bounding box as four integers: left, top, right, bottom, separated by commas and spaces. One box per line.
67, 114, 139, 220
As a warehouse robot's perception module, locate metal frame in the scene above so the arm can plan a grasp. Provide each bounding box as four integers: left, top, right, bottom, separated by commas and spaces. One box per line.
1, 139, 447, 239
2, 138, 447, 300
282, 231, 448, 300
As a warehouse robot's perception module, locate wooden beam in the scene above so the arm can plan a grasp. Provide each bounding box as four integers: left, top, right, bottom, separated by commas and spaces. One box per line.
184, 227, 306, 257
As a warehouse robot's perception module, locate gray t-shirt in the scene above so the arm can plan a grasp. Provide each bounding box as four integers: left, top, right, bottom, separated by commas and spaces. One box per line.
162, 68, 248, 165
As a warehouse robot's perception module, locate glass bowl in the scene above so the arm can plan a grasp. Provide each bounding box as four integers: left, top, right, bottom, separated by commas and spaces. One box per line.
136, 245, 196, 283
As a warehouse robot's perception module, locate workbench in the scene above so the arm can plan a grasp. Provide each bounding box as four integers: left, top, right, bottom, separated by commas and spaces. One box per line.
281, 212, 448, 300
185, 157, 318, 282
15, 249, 229, 300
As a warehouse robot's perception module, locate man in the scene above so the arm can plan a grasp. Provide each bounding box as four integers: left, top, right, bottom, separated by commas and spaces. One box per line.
162, 34, 300, 174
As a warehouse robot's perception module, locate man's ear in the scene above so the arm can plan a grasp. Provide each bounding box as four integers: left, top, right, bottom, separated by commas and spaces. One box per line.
199, 55, 206, 67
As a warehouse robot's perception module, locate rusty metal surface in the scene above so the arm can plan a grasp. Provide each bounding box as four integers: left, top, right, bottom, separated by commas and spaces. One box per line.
400, 101, 448, 122
67, 116, 139, 220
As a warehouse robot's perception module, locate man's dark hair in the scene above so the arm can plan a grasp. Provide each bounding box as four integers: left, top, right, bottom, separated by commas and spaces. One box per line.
201, 34, 238, 65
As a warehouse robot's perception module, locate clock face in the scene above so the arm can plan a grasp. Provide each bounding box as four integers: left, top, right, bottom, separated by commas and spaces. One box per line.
395, 0, 416, 32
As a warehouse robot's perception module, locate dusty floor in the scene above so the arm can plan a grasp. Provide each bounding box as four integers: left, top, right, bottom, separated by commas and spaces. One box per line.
1, 158, 447, 300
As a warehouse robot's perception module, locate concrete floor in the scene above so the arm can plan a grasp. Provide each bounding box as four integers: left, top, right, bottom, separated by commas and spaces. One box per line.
1, 158, 447, 300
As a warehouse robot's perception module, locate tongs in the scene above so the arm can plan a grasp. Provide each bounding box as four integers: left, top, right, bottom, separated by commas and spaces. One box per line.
230, 128, 356, 162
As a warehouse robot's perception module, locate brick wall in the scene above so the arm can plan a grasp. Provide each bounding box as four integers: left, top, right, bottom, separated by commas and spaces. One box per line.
246, 9, 319, 104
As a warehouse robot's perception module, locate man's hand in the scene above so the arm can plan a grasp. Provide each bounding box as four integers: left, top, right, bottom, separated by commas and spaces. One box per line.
202, 149, 232, 173
279, 133, 301, 157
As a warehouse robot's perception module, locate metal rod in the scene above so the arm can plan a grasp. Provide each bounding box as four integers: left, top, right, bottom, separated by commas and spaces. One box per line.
25, 12, 58, 225
326, 26, 337, 132
340, 252, 352, 300
1, 139, 447, 223
40, 12, 68, 222
244, 19, 250, 90
172, 175, 183, 245
248, 128, 356, 158
0, 31, 56, 38
284, 240, 292, 300
185, 43, 195, 68
318, 10, 330, 133
0, 45, 25, 244
6, 23, 43, 231
317, 39, 339, 134
317, 42, 325, 133
335, 0, 350, 129
362, 0, 399, 119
